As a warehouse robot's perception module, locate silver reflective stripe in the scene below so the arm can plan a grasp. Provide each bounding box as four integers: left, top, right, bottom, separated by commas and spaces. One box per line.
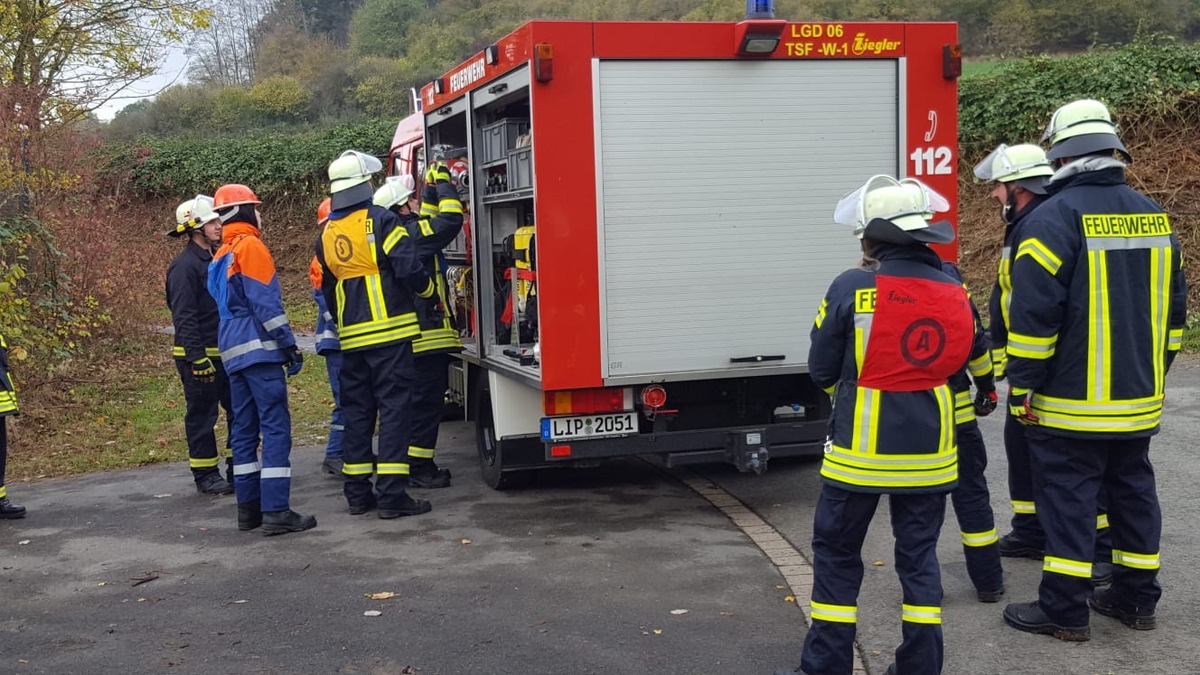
330, 424, 345, 431
262, 315, 289, 331
854, 313, 873, 363
1089, 250, 1107, 400
221, 339, 280, 361
855, 388, 876, 454
1033, 411, 1159, 430
827, 448, 957, 468
1031, 395, 1161, 413
318, 329, 338, 341
234, 462, 261, 475
260, 467, 292, 479
322, 311, 334, 322
1086, 235, 1173, 251
1007, 335, 1055, 356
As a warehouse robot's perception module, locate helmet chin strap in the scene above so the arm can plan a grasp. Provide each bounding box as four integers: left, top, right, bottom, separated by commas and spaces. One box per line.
1001, 183, 1018, 224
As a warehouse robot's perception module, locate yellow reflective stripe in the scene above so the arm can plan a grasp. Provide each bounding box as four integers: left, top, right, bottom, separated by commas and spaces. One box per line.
364, 275, 386, 321
340, 325, 423, 351
1007, 332, 1057, 360
991, 347, 1007, 378
1012, 500, 1036, 515
825, 447, 958, 472
1150, 247, 1166, 392
0, 485, 6, 499
810, 602, 857, 624
382, 225, 409, 254
1087, 250, 1112, 401
1112, 550, 1161, 570
172, 346, 222, 358
814, 298, 828, 329
852, 387, 879, 454
1016, 238, 1063, 275
420, 201, 438, 217
1167, 328, 1183, 352
820, 460, 958, 489
342, 462, 374, 476
962, 528, 998, 547
969, 352, 992, 378
954, 390, 975, 424
853, 313, 872, 373
901, 604, 942, 625
1029, 393, 1164, 432
822, 383, 836, 396
417, 278, 435, 298
438, 198, 463, 214
418, 220, 435, 237
376, 462, 410, 475
1096, 513, 1109, 530
408, 446, 435, 459
338, 313, 418, 338
335, 281, 347, 328
955, 407, 976, 425
189, 456, 221, 469
936, 384, 954, 456
1032, 392, 1163, 413
1044, 556, 1092, 578
0, 389, 18, 413
998, 252, 1013, 329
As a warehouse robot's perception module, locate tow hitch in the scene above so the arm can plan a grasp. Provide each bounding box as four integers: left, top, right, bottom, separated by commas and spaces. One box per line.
726, 429, 769, 475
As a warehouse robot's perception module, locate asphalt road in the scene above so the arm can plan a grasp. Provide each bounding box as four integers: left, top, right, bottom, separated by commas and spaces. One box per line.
4, 362, 1200, 674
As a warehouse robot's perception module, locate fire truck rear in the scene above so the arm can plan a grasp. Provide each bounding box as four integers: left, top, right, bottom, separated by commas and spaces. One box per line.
396, 7, 962, 488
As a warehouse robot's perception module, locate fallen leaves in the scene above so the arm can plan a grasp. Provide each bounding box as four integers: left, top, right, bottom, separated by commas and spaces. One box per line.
784, 596, 796, 603
366, 591, 396, 600
872, 561, 886, 567
461, 538, 472, 545
363, 610, 382, 617
18, 540, 30, 546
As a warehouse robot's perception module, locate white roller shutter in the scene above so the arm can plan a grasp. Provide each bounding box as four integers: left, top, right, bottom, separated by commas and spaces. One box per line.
596, 58, 900, 381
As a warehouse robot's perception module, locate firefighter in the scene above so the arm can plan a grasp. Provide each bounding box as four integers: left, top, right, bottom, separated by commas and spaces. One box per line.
941, 261, 1005, 603
372, 165, 465, 488
166, 195, 235, 496
777, 176, 976, 675
317, 151, 437, 518
977, 143, 1114, 584
1002, 99, 1186, 640
0, 332, 25, 519
308, 197, 345, 478
208, 183, 314, 536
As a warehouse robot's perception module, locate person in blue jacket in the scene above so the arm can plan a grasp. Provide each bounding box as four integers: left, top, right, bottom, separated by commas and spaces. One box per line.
308, 197, 345, 478
208, 183, 314, 536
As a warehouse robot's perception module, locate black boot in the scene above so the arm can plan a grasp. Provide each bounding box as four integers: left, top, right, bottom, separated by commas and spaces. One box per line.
238, 500, 262, 531
1003, 601, 1090, 641
1089, 587, 1156, 630
977, 585, 1006, 603
409, 459, 451, 489
0, 497, 27, 519
997, 532, 1044, 559
196, 473, 234, 496
1091, 561, 1114, 586
348, 494, 377, 516
378, 494, 432, 519
261, 509, 317, 536
321, 457, 344, 478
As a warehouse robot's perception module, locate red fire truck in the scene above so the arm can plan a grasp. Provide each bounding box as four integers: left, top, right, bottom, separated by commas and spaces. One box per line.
392, 14, 962, 488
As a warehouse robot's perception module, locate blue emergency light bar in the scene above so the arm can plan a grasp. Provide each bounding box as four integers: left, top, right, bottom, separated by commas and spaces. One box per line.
745, 0, 775, 19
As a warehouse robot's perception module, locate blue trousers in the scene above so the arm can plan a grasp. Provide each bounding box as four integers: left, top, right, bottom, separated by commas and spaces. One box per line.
229, 362, 293, 512
801, 485, 946, 675
951, 421, 1003, 593
408, 353, 451, 461
1028, 430, 1161, 627
322, 351, 344, 460
340, 342, 416, 510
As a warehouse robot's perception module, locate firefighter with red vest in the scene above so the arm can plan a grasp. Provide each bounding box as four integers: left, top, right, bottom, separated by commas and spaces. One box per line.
978, 143, 1114, 585
940, 260, 1005, 603
778, 176, 975, 675
308, 197, 345, 477
317, 151, 438, 518
1002, 100, 1186, 640
0, 333, 26, 519
208, 184, 314, 536
167, 195, 234, 496
372, 165, 464, 488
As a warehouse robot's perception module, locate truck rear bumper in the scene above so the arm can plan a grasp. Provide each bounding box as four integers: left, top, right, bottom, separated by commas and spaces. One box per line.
541, 420, 827, 472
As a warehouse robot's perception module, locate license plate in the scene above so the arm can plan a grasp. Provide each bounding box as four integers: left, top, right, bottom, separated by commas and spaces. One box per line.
540, 412, 638, 441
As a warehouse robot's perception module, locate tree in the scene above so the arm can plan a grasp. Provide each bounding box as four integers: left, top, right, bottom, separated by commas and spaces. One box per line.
249, 75, 313, 122
348, 0, 430, 59
187, 0, 276, 86
0, 0, 211, 128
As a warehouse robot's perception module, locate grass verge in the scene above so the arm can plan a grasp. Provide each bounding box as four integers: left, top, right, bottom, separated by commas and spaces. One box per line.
5, 331, 337, 483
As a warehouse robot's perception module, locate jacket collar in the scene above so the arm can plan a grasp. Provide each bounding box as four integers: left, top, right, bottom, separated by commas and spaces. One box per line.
874, 243, 943, 267
1003, 194, 1048, 242
187, 240, 214, 261
330, 199, 371, 221
221, 221, 260, 243
1046, 156, 1127, 193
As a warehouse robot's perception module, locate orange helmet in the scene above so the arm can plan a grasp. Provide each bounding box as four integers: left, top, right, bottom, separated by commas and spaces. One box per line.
213, 184, 261, 211
317, 197, 332, 226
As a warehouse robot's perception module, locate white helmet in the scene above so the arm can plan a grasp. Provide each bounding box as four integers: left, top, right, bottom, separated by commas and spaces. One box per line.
171, 195, 220, 237
973, 144, 1053, 194
1042, 99, 1129, 161
329, 150, 384, 209
834, 175, 954, 244
372, 175, 417, 210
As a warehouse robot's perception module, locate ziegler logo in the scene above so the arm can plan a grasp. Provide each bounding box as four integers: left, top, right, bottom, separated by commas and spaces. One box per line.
852, 33, 901, 55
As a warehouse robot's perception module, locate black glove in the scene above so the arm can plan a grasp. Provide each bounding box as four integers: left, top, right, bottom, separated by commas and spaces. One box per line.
191, 357, 217, 384
284, 346, 304, 378
1007, 387, 1039, 425
425, 162, 451, 185
973, 389, 998, 417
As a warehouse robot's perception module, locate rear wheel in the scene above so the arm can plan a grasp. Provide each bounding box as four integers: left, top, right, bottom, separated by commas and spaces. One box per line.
475, 379, 534, 490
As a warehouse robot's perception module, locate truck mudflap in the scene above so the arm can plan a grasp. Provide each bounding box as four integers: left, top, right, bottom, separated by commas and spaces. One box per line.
541, 420, 827, 473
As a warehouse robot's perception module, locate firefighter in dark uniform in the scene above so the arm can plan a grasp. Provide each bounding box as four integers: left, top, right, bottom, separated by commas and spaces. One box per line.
372, 165, 464, 489
166, 195, 234, 496
1002, 99, 1187, 640
777, 176, 976, 675
318, 150, 444, 518
977, 143, 1115, 584
0, 332, 26, 518
941, 261, 1005, 603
